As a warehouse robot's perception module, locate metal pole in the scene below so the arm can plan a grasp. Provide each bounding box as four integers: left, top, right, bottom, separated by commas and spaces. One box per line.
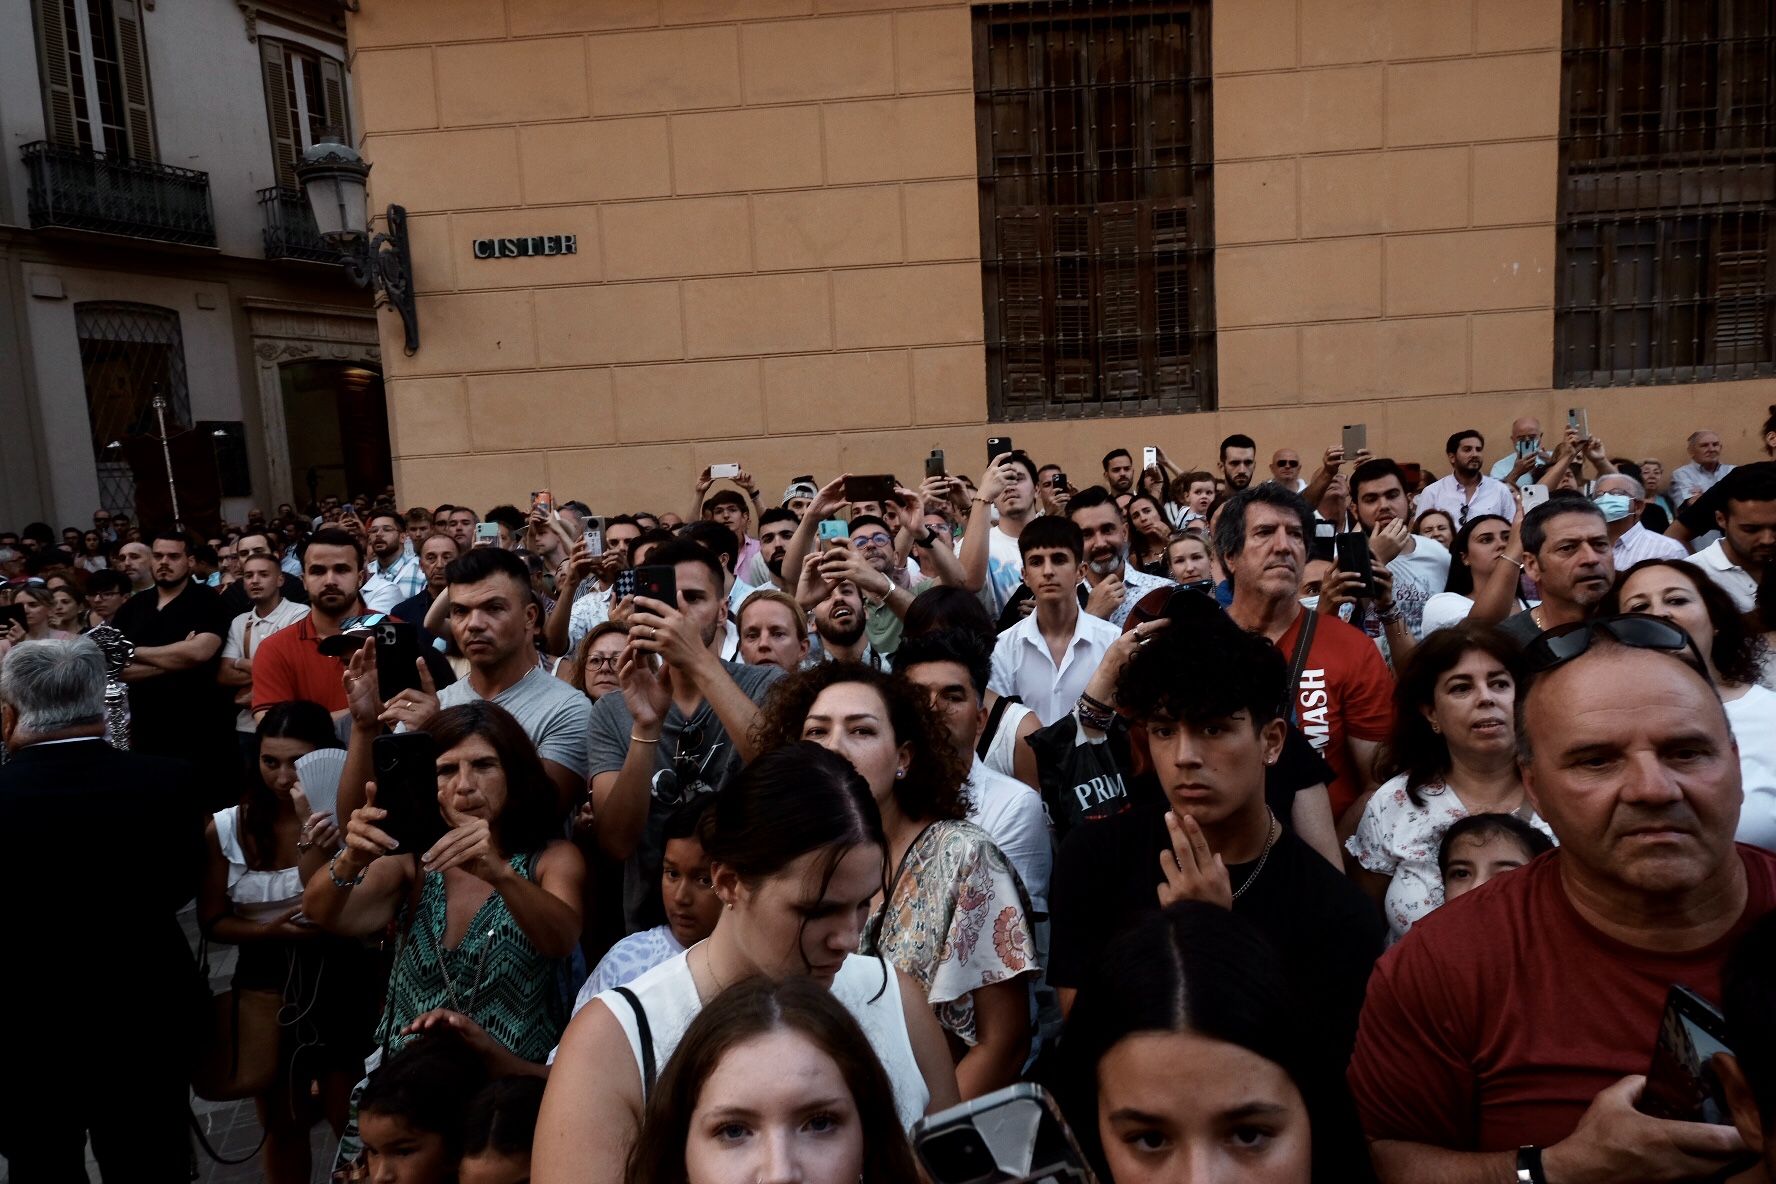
151, 391, 182, 530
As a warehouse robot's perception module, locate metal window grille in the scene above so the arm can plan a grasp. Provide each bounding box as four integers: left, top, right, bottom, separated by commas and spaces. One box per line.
1557, 0, 1776, 386
74, 301, 191, 515
974, 0, 1216, 421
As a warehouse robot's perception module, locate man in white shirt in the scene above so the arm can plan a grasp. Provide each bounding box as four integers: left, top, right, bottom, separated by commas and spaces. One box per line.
988, 517, 1120, 726
1692, 466, 1776, 612
1351, 458, 1452, 640
897, 630, 1052, 913
217, 554, 309, 756
1417, 430, 1517, 529
1488, 416, 1548, 488
361, 509, 423, 613
1671, 429, 1735, 507
1066, 486, 1175, 627
1593, 473, 1685, 570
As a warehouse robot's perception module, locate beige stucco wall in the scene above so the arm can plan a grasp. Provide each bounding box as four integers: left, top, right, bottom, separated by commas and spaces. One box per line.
349, 0, 1774, 514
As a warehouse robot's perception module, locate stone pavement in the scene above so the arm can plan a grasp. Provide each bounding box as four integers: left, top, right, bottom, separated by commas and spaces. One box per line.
0, 903, 340, 1184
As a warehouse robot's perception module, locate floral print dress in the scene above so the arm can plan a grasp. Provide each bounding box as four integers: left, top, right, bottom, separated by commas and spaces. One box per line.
864, 819, 1037, 1046
1346, 773, 1557, 944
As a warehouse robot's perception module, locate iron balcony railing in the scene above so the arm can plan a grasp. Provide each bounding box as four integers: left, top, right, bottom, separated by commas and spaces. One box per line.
258, 185, 338, 263
22, 141, 215, 247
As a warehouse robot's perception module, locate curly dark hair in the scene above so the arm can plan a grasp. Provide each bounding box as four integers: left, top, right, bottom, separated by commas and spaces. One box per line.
1602, 558, 1770, 687
1376, 622, 1525, 808
751, 661, 969, 823
1116, 590, 1288, 728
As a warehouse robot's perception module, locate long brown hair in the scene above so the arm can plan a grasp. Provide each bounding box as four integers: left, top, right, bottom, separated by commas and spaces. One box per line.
623, 976, 918, 1184
1375, 622, 1525, 807
422, 701, 558, 854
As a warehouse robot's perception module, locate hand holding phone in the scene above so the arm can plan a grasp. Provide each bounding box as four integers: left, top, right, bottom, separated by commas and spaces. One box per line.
710, 462, 741, 480
913, 1084, 1096, 1184
473, 522, 500, 548
370, 732, 445, 856
1638, 985, 1735, 1124
1342, 423, 1368, 459
1335, 531, 1382, 598
986, 436, 1013, 463
926, 450, 947, 481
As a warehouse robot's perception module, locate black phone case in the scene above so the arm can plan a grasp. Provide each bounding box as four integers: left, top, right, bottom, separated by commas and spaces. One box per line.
844, 475, 896, 504
987, 437, 1012, 462
371, 733, 446, 856
925, 453, 946, 479
633, 565, 678, 608
1336, 533, 1382, 598
374, 622, 424, 702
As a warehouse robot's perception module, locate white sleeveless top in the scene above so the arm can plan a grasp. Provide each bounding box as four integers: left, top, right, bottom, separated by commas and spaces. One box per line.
983, 700, 1035, 782
212, 806, 304, 923
598, 951, 929, 1130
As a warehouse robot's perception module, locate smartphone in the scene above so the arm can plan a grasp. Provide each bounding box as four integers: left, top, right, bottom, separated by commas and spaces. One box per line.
816, 519, 849, 544
987, 436, 1013, 463
1521, 484, 1551, 511
1142, 445, 1158, 470
1050, 471, 1068, 489
1638, 985, 1734, 1124
1335, 531, 1381, 598
0, 604, 24, 633
710, 462, 741, 480
925, 450, 947, 481
473, 522, 500, 548
370, 732, 446, 856
913, 1083, 1097, 1184
632, 564, 678, 609
1342, 423, 1367, 458
585, 515, 605, 558
614, 569, 636, 600
1567, 406, 1590, 440
844, 474, 896, 505
531, 489, 553, 517
373, 619, 424, 702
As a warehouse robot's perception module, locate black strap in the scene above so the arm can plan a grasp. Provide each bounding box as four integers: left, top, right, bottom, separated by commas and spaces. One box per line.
614, 986, 656, 1101
1284, 610, 1318, 727
188, 1106, 267, 1167
977, 695, 1021, 759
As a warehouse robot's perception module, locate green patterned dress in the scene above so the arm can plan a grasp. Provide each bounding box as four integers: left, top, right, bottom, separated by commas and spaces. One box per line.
381, 853, 567, 1064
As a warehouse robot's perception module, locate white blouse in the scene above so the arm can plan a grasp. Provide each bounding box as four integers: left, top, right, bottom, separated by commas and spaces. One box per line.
212, 805, 303, 924
1728, 685, 1776, 851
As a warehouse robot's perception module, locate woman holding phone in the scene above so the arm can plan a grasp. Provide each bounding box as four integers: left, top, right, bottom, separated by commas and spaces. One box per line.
300, 700, 584, 1065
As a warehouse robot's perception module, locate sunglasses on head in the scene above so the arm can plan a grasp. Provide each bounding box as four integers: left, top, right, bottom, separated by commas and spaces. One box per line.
1523, 614, 1710, 682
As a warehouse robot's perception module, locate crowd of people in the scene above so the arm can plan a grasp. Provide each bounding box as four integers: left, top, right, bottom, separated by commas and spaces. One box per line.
1, 402, 1775, 1184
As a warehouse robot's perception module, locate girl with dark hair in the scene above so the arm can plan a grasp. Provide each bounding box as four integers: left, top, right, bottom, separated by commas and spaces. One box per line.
1346, 623, 1554, 943
752, 663, 1038, 1100
624, 977, 920, 1184
1437, 812, 1555, 903
534, 743, 957, 1184
197, 701, 370, 1184
1055, 902, 1373, 1183
460, 1076, 547, 1184
1420, 513, 1535, 633
1125, 493, 1172, 576
1607, 558, 1776, 849
301, 700, 585, 1067
355, 1030, 490, 1184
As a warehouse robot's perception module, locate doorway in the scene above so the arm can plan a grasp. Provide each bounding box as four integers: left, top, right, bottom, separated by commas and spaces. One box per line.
279, 360, 390, 506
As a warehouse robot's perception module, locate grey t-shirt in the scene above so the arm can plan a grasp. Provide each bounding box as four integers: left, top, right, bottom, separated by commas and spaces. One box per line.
586, 659, 783, 929
438, 664, 593, 779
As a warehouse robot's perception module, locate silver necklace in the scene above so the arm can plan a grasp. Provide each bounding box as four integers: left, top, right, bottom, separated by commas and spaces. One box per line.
1231, 811, 1281, 901
438, 926, 495, 1015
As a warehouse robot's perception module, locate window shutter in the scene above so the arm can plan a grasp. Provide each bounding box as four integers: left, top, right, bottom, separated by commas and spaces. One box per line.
317, 54, 349, 142
35, 0, 80, 147
260, 40, 297, 189
996, 212, 1049, 413
111, 0, 156, 161
1096, 208, 1144, 401
1712, 219, 1772, 365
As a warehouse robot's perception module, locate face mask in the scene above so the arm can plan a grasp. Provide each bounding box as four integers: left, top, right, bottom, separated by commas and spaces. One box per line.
1592, 493, 1634, 523
1298, 595, 1320, 611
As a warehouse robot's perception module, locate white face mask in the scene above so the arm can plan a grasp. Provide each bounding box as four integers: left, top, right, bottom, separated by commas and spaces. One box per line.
1298, 595, 1320, 611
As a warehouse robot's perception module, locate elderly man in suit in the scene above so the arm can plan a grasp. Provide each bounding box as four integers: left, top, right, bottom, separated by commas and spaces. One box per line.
0, 638, 206, 1181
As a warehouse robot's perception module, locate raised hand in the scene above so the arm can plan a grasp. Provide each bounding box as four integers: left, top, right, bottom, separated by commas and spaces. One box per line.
1157, 809, 1232, 910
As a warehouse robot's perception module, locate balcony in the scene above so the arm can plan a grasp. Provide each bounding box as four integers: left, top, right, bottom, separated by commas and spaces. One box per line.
258, 186, 338, 263
22, 141, 215, 247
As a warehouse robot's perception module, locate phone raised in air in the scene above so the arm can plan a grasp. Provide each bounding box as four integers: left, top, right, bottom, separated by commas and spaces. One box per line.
1142, 446, 1158, 471
844, 474, 896, 505
473, 522, 500, 548
816, 519, 849, 546
925, 450, 947, 481
631, 564, 678, 609
987, 437, 1013, 463
370, 731, 446, 856
585, 515, 605, 558
913, 1083, 1097, 1184
1335, 531, 1382, 598
1638, 984, 1735, 1125
373, 619, 424, 702
1342, 423, 1367, 458
1567, 406, 1590, 440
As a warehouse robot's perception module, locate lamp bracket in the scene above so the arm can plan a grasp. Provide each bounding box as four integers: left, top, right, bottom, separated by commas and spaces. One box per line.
341, 204, 418, 355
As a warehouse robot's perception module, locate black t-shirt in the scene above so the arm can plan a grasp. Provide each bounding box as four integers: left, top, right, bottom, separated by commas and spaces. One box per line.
1496, 608, 1543, 649
1048, 793, 1384, 1059
115, 581, 234, 754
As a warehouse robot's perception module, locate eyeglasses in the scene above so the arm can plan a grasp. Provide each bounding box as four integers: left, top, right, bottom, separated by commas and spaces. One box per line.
584, 655, 621, 672
1523, 614, 1710, 681
1275, 461, 1300, 469
853, 532, 892, 548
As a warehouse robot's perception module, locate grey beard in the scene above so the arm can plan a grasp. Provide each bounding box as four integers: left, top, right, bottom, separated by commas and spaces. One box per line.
1087, 548, 1126, 578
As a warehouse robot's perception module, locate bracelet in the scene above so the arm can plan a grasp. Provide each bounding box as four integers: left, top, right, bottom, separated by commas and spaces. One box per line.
328, 852, 367, 889
1078, 690, 1115, 716
630, 733, 661, 745
1075, 695, 1116, 731
1514, 1146, 1546, 1184
971, 496, 990, 506
1376, 604, 1403, 623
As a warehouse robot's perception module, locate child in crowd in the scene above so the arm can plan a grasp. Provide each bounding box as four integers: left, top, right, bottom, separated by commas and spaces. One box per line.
352, 1032, 490, 1184
1437, 813, 1555, 904
459, 1076, 547, 1184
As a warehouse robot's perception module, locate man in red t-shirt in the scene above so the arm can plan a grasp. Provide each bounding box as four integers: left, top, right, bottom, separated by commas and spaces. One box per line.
252, 527, 366, 720
1349, 631, 1773, 1183
1218, 484, 1394, 822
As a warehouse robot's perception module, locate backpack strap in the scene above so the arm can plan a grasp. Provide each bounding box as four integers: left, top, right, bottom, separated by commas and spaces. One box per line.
613, 986, 656, 1102
977, 694, 1021, 760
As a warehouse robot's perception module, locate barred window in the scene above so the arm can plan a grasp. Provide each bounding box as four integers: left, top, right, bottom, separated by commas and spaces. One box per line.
974, 1, 1216, 421
1557, 0, 1776, 386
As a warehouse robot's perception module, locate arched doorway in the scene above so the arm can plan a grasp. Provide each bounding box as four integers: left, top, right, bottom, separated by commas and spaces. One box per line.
279, 359, 391, 505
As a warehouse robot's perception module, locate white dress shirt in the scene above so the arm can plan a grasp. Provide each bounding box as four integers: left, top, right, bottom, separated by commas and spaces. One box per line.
963, 757, 1053, 913
1693, 539, 1759, 612
988, 607, 1120, 727
1415, 473, 1517, 528
1610, 520, 1687, 570
1671, 461, 1735, 506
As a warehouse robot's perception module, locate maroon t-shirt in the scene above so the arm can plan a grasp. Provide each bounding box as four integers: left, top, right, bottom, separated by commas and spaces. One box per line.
1349, 846, 1776, 1151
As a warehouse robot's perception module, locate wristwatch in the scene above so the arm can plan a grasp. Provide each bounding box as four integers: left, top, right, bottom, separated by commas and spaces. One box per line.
1515, 1146, 1546, 1184
918, 528, 940, 549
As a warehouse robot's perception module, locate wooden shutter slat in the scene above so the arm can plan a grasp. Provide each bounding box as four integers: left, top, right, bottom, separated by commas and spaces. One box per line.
318, 54, 348, 142
1712, 221, 1771, 364
261, 40, 297, 189
36, 0, 81, 147
111, 0, 155, 161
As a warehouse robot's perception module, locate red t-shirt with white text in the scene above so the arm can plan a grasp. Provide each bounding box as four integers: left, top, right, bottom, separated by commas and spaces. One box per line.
1272, 610, 1394, 817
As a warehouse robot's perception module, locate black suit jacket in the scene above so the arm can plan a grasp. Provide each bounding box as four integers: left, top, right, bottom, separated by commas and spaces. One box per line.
0, 739, 207, 1063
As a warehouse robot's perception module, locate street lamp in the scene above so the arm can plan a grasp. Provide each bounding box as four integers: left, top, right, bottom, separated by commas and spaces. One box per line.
296, 136, 420, 355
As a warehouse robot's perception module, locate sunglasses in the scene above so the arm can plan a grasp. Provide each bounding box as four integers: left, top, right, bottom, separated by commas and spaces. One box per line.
1523, 614, 1710, 681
